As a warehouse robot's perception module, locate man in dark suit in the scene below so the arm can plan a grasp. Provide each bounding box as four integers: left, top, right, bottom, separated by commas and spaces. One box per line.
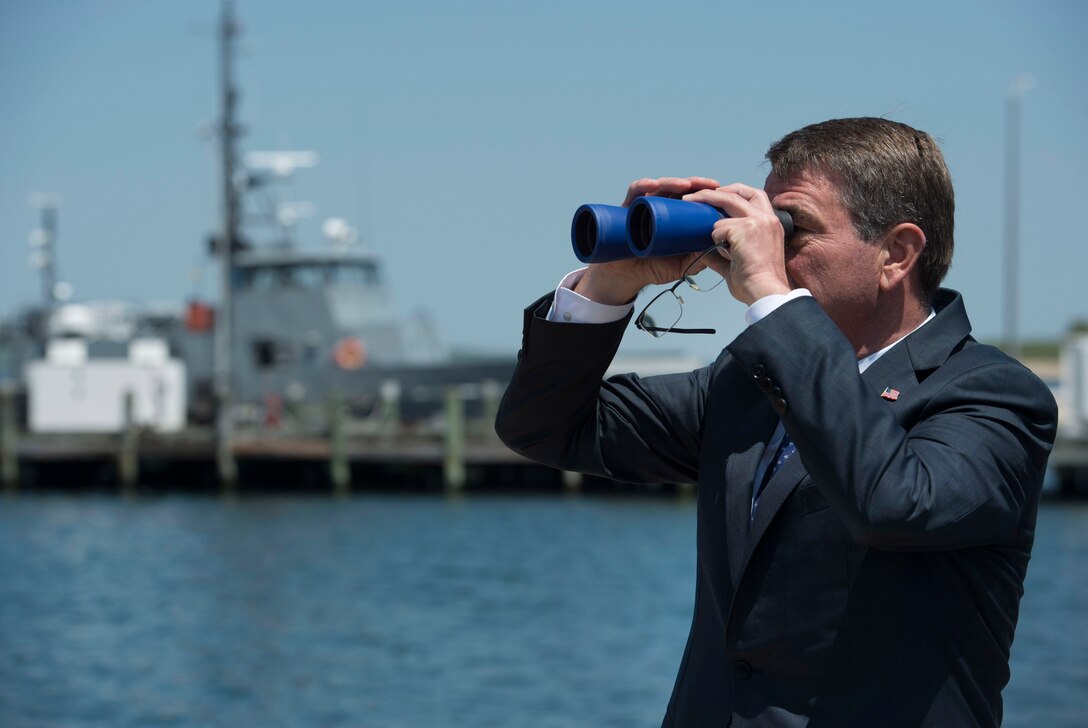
495, 118, 1057, 727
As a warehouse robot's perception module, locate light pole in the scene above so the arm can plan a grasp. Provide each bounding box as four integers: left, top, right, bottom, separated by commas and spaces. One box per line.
1003, 73, 1034, 360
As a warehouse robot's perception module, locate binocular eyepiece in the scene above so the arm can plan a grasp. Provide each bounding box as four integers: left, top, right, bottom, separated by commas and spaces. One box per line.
571, 197, 794, 264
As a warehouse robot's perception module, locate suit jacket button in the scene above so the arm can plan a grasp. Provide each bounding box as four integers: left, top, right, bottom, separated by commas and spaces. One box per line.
752, 364, 767, 378
772, 397, 788, 415
756, 376, 773, 392
734, 660, 752, 680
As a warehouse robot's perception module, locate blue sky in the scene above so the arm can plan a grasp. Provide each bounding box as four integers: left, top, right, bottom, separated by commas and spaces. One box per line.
2, 0, 1085, 363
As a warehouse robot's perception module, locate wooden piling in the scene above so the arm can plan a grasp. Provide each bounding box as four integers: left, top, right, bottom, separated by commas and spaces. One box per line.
1, 385, 18, 492
328, 392, 351, 496
118, 391, 138, 494
217, 394, 238, 493
443, 387, 466, 491
379, 380, 401, 439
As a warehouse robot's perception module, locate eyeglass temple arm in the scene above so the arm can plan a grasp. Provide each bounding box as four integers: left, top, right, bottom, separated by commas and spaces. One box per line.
638, 324, 717, 335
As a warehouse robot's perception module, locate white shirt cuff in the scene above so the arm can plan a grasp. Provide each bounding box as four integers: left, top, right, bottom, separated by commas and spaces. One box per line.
546, 268, 635, 324
744, 288, 812, 326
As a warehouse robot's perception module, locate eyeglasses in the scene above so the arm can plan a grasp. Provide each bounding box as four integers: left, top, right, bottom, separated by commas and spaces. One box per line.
634, 244, 727, 338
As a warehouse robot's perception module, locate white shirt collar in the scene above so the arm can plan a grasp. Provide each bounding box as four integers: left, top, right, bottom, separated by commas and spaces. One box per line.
856, 309, 936, 374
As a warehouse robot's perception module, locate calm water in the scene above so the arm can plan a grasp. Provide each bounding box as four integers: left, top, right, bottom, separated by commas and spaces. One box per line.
0, 494, 1084, 728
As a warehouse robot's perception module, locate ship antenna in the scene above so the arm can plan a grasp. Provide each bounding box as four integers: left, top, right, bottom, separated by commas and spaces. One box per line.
243, 150, 319, 247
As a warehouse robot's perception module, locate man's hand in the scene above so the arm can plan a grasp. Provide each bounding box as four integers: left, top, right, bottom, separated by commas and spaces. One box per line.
573, 176, 721, 305
682, 183, 792, 306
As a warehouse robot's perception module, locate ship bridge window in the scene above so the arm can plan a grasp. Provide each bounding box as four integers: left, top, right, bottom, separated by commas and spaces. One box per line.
239, 263, 381, 290
242, 267, 293, 291
327, 263, 380, 286
293, 265, 326, 289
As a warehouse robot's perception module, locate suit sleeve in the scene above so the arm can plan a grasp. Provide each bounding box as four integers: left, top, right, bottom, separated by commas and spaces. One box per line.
727, 296, 1058, 551
495, 293, 714, 485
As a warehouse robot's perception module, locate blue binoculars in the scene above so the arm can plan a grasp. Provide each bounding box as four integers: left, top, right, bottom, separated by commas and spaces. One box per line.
571, 197, 794, 263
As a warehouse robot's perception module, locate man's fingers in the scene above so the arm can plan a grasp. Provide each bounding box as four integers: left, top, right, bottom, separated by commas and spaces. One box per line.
623, 176, 722, 206
703, 251, 732, 277
713, 183, 775, 214
622, 178, 661, 206
685, 176, 723, 190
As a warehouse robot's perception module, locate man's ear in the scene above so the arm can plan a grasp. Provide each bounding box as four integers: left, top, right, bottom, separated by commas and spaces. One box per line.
879, 223, 926, 291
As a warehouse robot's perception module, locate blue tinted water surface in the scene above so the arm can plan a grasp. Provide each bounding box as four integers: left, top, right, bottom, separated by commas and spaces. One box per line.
0, 495, 1084, 727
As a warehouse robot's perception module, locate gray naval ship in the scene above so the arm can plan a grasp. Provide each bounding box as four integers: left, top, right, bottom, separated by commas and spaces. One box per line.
184, 199, 515, 423
183, 221, 513, 424
0, 169, 514, 429
0, 0, 513, 430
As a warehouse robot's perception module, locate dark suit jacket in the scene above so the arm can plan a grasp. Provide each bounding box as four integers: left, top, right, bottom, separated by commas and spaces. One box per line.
495, 289, 1057, 727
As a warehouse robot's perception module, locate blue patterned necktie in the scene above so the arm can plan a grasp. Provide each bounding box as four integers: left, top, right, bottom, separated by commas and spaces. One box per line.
752, 432, 797, 520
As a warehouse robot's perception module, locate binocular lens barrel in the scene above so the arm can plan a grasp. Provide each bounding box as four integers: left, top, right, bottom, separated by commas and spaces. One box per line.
572, 208, 597, 258
628, 202, 656, 253
570, 204, 631, 263
627, 197, 725, 256
571, 197, 794, 263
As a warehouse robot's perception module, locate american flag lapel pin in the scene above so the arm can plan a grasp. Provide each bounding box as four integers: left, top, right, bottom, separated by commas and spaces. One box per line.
881, 387, 901, 401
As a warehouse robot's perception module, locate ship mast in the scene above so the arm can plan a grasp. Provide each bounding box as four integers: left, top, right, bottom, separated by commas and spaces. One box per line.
214, 0, 241, 485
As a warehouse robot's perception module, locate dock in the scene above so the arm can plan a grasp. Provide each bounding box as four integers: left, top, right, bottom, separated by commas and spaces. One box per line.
3, 386, 1087, 496
3, 428, 533, 493
0, 387, 618, 494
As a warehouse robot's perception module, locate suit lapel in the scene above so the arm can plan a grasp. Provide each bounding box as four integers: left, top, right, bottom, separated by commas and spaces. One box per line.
859, 339, 917, 397
745, 453, 806, 558
724, 404, 777, 589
